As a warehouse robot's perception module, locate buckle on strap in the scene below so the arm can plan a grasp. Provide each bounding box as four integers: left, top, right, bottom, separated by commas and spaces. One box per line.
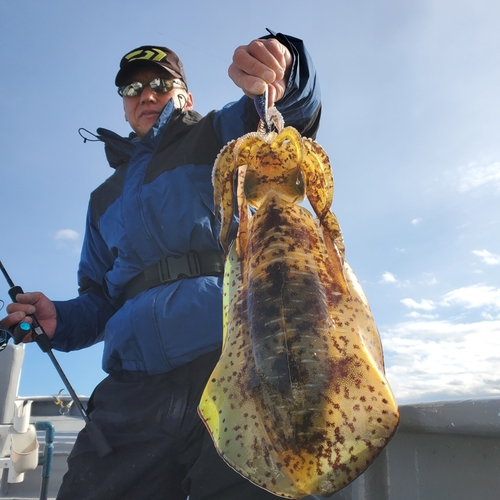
148, 252, 201, 284
124, 251, 224, 304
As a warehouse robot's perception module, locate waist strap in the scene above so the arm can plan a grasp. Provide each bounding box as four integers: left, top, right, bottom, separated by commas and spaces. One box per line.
123, 251, 224, 303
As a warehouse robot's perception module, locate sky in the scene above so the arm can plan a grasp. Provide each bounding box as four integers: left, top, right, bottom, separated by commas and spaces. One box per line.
0, 0, 499, 405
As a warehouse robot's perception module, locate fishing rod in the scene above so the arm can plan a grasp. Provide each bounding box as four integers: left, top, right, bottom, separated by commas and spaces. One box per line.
0, 260, 112, 457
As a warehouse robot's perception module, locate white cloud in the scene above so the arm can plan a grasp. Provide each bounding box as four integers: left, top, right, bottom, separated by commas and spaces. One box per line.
54, 229, 81, 253
402, 285, 500, 314
419, 273, 438, 286
380, 272, 398, 284
457, 161, 500, 193
385, 284, 500, 402
401, 298, 437, 311
379, 272, 410, 288
441, 284, 500, 310
405, 311, 439, 320
381, 319, 500, 404
472, 249, 500, 266
411, 218, 423, 225
55, 229, 80, 241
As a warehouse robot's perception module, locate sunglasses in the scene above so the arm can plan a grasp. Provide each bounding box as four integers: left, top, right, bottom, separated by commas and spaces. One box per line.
118, 78, 185, 97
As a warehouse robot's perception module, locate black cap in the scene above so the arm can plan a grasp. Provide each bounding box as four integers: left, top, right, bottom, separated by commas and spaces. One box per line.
115, 45, 188, 89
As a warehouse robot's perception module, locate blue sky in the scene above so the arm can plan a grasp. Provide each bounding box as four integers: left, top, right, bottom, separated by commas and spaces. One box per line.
1, 0, 499, 404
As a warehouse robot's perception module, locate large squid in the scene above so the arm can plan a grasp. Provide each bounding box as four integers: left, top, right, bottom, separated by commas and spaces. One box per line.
199, 99, 399, 498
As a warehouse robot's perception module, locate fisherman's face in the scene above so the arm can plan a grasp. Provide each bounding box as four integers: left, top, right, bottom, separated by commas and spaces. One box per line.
122, 67, 193, 138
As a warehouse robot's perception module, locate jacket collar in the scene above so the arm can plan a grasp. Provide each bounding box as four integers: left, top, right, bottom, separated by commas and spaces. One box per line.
96, 99, 202, 169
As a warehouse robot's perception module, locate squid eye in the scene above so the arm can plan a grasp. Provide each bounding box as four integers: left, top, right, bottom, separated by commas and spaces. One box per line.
296, 170, 305, 188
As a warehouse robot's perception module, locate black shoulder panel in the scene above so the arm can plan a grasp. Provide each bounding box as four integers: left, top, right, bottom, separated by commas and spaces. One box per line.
89, 163, 128, 226
88, 109, 226, 224
144, 110, 223, 184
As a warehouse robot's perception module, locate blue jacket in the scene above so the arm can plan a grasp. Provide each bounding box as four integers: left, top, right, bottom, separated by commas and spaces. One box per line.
51, 33, 322, 374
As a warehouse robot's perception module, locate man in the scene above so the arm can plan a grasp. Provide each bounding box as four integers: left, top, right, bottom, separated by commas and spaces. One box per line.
1, 31, 321, 499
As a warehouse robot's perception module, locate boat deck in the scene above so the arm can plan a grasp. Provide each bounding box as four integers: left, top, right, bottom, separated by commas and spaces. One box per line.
2, 345, 500, 499
1, 396, 500, 500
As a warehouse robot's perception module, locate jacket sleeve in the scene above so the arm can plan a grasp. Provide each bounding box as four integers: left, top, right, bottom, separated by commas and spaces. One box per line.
50, 207, 117, 352
267, 31, 322, 139
212, 30, 321, 146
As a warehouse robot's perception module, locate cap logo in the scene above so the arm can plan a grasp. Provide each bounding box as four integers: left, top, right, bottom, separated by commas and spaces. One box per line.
125, 48, 167, 63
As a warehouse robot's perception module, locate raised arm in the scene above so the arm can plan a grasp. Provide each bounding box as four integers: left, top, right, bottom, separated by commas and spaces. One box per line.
215, 31, 321, 145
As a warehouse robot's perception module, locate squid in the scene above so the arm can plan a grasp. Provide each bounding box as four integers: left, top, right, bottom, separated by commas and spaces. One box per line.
199, 99, 399, 498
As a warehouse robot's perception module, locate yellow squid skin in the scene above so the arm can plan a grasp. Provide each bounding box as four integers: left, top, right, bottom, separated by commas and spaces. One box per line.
199, 110, 399, 498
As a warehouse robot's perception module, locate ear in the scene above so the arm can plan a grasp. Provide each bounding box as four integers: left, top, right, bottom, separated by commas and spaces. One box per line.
183, 92, 194, 110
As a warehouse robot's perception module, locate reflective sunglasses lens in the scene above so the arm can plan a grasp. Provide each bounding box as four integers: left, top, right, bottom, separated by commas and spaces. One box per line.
124, 82, 143, 97
119, 82, 143, 97
149, 78, 171, 94
119, 79, 179, 97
